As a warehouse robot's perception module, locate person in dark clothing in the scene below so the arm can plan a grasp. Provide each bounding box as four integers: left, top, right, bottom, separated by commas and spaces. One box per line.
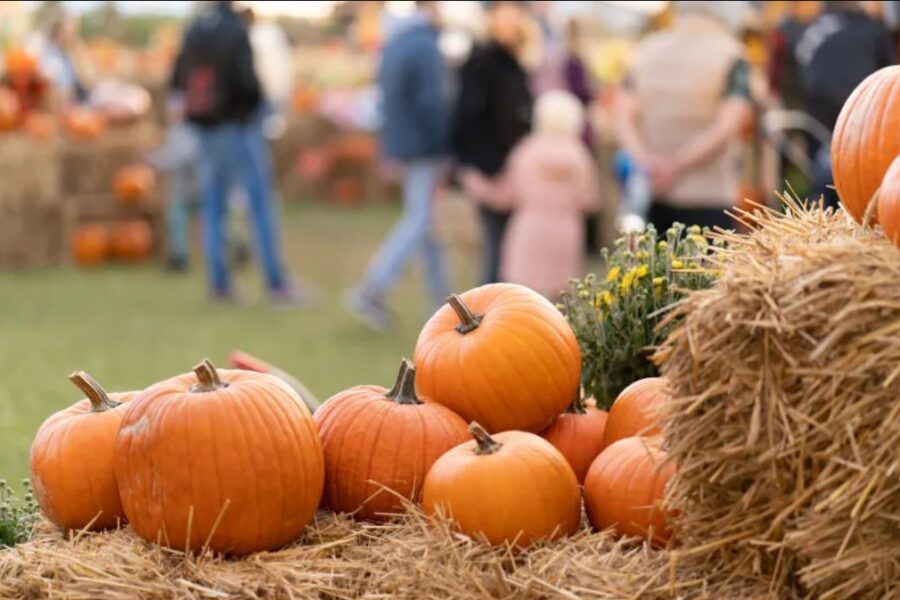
171, 1, 302, 304
796, 0, 896, 207
453, 0, 533, 285
768, 1, 819, 111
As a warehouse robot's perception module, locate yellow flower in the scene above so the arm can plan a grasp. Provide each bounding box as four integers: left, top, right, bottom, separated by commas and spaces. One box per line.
653, 276, 665, 287
619, 269, 636, 294
606, 266, 621, 283
636, 264, 649, 279
657, 240, 668, 251
636, 250, 649, 261
690, 234, 708, 246
578, 290, 590, 300
671, 259, 685, 269
688, 225, 702, 235
601, 291, 614, 306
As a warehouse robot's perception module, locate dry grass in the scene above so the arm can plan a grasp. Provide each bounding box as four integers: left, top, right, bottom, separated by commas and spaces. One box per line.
656, 197, 900, 599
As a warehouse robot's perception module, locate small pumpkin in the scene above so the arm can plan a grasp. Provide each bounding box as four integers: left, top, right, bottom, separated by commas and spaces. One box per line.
64, 106, 106, 139
114, 359, 324, 555
422, 422, 581, 548
0, 87, 21, 131
831, 65, 900, 223
877, 156, 900, 247
414, 283, 581, 434
110, 219, 153, 261
72, 224, 110, 266
4, 48, 38, 82
292, 87, 320, 114
331, 176, 363, 206
583, 436, 675, 546
113, 164, 156, 203
30, 372, 135, 530
314, 359, 469, 521
540, 394, 608, 484
602, 377, 668, 449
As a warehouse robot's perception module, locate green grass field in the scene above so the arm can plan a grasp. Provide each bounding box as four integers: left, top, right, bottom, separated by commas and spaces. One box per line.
0, 202, 479, 489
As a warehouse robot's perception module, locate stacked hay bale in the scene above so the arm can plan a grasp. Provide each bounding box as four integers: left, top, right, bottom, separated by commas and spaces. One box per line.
657, 199, 900, 599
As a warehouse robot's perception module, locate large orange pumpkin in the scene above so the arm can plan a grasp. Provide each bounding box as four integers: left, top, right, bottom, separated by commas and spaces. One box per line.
71, 224, 110, 266
314, 359, 469, 521
423, 422, 581, 547
877, 156, 900, 247
541, 395, 608, 484
602, 377, 668, 449
414, 283, 581, 434
114, 359, 324, 555
113, 164, 156, 203
30, 372, 136, 530
64, 106, 106, 139
831, 66, 900, 223
110, 220, 153, 261
4, 48, 38, 82
583, 436, 675, 546
0, 87, 21, 131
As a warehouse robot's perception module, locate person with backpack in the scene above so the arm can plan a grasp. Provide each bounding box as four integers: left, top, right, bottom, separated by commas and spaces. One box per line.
171, 0, 304, 304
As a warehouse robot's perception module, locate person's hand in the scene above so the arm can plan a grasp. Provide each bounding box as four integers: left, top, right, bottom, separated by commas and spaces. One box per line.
460, 168, 492, 199
646, 157, 682, 195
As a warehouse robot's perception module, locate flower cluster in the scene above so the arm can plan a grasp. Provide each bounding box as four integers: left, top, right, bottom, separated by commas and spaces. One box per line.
0, 480, 39, 547
559, 223, 722, 407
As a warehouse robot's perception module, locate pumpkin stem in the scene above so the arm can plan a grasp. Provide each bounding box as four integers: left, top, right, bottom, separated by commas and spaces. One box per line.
447, 294, 483, 334
469, 421, 502, 455
69, 371, 121, 413
565, 391, 587, 415
191, 358, 228, 393
385, 358, 422, 405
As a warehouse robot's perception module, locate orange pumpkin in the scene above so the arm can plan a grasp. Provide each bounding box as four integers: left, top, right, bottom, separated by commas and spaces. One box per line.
333, 134, 377, 164
541, 395, 608, 484
602, 377, 668, 449
414, 283, 581, 434
314, 359, 469, 521
30, 372, 136, 530
4, 48, 38, 82
22, 111, 56, 140
877, 157, 900, 247
113, 164, 156, 203
110, 220, 153, 261
71, 224, 110, 266
583, 436, 675, 546
332, 176, 363, 206
831, 66, 900, 223
64, 106, 106, 139
0, 87, 21, 131
292, 87, 320, 114
422, 422, 581, 547
114, 359, 324, 555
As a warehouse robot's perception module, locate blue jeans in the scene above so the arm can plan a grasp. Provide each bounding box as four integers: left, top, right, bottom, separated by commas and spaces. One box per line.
196, 122, 285, 293
362, 159, 448, 306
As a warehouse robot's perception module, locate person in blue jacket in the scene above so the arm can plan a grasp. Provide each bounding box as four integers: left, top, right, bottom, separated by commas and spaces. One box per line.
345, 1, 450, 332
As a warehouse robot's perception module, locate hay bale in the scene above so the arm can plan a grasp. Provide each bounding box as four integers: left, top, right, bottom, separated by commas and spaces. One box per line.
656, 198, 900, 599
0, 134, 59, 210
0, 204, 63, 268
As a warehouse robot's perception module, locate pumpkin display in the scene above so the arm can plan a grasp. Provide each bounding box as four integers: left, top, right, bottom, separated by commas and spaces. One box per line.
540, 395, 608, 484
3, 48, 38, 82
831, 65, 900, 223
29, 372, 135, 530
314, 359, 469, 521
583, 436, 675, 546
332, 134, 377, 164
331, 176, 363, 206
22, 111, 56, 140
71, 224, 110, 266
877, 156, 900, 247
292, 87, 320, 114
295, 147, 333, 182
0, 87, 21, 131
64, 106, 106, 139
423, 422, 581, 548
109, 220, 153, 261
114, 359, 324, 555
602, 377, 668, 449
413, 283, 581, 434
113, 164, 156, 203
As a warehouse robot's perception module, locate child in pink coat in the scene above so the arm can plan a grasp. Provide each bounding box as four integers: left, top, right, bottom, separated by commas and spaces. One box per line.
463, 90, 599, 298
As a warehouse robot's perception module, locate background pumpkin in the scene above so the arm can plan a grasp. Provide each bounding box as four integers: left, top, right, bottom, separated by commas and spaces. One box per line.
422, 422, 581, 548
0, 88, 21, 131
541, 395, 608, 484
831, 65, 900, 223
314, 359, 469, 521
64, 107, 106, 139
71, 224, 110, 266
583, 436, 675, 546
3, 48, 38, 82
877, 156, 900, 247
414, 283, 581, 434
29, 372, 135, 531
23, 112, 56, 140
109, 219, 153, 261
113, 164, 156, 203
114, 359, 324, 556
602, 377, 667, 449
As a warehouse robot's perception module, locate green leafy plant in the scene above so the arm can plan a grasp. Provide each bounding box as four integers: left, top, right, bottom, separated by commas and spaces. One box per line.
560, 223, 722, 406
0, 480, 39, 547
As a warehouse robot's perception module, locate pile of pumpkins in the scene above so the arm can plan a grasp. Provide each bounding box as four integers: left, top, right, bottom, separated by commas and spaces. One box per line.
30, 283, 674, 556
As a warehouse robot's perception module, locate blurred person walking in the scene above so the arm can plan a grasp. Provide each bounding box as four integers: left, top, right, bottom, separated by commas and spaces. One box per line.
453, 0, 534, 284
463, 91, 598, 299
171, 0, 303, 304
39, 17, 86, 104
344, 1, 450, 332
615, 1, 752, 233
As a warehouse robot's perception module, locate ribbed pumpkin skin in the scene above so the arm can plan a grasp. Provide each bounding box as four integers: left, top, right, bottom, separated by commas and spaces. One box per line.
541, 405, 608, 484
413, 283, 581, 434
584, 437, 675, 546
602, 378, 668, 449
877, 157, 900, 246
832, 66, 900, 223
30, 390, 135, 531
423, 429, 581, 548
114, 366, 324, 556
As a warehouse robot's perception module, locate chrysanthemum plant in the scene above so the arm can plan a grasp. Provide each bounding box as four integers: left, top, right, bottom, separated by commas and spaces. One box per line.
0, 480, 39, 547
559, 223, 722, 407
